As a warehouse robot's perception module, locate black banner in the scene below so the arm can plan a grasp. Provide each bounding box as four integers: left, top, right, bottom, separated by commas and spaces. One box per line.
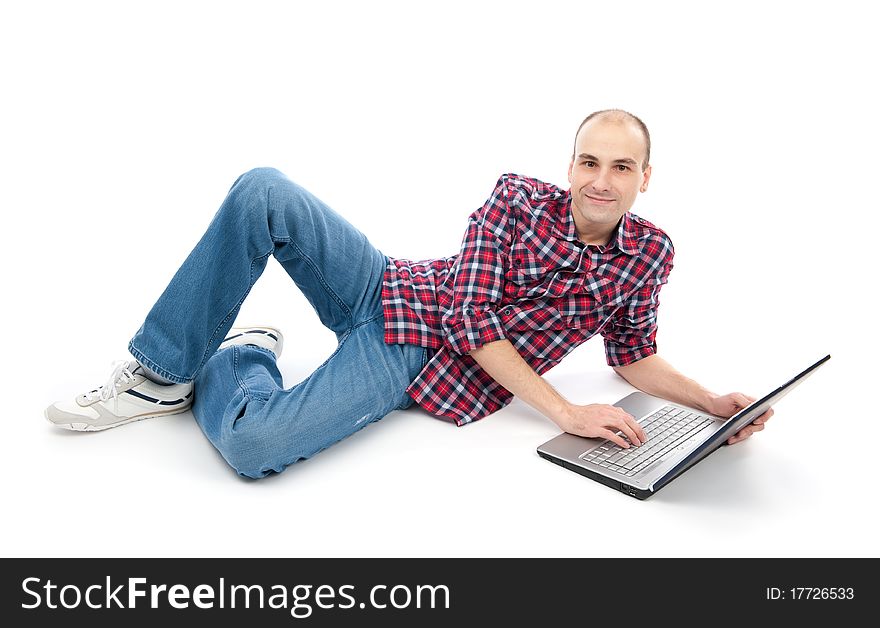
1, 558, 875, 625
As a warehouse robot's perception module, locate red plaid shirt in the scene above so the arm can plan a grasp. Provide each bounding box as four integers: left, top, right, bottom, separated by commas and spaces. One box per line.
382, 173, 674, 426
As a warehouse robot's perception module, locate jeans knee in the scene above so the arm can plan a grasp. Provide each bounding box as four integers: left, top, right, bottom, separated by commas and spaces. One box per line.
218, 421, 299, 480
220, 435, 274, 479
228, 167, 288, 207
220, 167, 291, 239
237, 167, 287, 189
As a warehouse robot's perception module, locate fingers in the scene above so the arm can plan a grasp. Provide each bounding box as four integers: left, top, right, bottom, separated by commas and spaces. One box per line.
753, 407, 774, 425
615, 422, 641, 448
732, 408, 775, 447
627, 411, 649, 444
599, 428, 632, 449
590, 406, 645, 448
607, 406, 646, 447
569, 404, 649, 447
731, 392, 753, 409
727, 419, 767, 445
725, 394, 774, 445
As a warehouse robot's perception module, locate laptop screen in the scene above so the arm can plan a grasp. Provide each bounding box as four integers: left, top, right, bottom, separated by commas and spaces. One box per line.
652, 354, 831, 492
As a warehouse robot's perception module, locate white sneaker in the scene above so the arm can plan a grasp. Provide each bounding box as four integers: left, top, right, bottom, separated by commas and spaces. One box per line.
44, 327, 282, 432
44, 361, 193, 432
219, 326, 284, 358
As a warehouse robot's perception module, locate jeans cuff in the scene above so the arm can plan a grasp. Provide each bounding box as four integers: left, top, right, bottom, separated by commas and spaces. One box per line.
127, 341, 191, 384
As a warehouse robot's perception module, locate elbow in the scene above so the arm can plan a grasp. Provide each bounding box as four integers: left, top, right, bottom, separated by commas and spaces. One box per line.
612, 364, 631, 382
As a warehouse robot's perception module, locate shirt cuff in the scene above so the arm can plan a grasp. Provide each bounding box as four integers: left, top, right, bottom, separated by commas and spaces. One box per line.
604, 342, 657, 368
444, 306, 507, 356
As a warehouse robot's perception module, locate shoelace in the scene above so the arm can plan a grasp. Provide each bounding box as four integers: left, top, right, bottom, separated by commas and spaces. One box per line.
83, 361, 137, 402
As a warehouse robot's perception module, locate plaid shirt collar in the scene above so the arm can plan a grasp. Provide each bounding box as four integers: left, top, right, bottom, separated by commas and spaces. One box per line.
552, 190, 641, 256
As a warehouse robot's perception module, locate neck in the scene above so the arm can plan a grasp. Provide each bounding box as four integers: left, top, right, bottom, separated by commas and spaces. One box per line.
575, 216, 620, 247
577, 227, 614, 247
570, 199, 622, 247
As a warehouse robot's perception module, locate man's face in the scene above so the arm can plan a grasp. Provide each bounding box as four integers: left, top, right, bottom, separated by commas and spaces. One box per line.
567, 117, 652, 244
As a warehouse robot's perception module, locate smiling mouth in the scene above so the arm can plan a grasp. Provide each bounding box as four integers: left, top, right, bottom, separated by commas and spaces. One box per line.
584, 193, 615, 204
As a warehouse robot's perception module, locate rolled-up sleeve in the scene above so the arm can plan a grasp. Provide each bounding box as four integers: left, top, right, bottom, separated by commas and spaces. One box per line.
441, 176, 513, 356
602, 239, 674, 367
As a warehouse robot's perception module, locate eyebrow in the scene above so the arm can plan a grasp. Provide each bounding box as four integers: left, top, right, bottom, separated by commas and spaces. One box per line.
577, 153, 638, 167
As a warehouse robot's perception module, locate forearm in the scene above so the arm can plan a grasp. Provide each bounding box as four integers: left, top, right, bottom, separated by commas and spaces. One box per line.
469, 339, 571, 427
613, 354, 716, 413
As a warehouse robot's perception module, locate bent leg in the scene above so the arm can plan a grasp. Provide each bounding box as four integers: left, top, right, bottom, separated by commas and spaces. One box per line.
262, 169, 389, 336
128, 167, 388, 383
192, 316, 426, 479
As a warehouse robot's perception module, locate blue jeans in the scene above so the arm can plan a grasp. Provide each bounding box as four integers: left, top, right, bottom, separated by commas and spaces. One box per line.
128, 168, 430, 479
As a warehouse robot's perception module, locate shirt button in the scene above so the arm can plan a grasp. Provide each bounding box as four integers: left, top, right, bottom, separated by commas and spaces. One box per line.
463, 307, 474, 316
513, 258, 522, 267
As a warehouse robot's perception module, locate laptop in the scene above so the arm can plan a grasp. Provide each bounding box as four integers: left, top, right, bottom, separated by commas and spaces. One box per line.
537, 355, 830, 499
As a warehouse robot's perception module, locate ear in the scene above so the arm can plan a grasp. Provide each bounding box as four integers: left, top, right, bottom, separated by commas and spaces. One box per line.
640, 164, 652, 193
567, 157, 574, 184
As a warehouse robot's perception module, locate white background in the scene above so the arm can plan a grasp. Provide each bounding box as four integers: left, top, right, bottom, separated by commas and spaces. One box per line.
1, 0, 876, 558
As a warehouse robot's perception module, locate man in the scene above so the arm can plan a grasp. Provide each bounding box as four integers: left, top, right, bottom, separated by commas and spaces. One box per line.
45, 109, 772, 478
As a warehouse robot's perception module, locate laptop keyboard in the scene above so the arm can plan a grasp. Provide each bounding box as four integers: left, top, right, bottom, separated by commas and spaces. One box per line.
580, 405, 715, 477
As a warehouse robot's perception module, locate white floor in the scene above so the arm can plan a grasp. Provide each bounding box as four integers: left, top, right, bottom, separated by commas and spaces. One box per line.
2, 1, 876, 558
8, 279, 871, 557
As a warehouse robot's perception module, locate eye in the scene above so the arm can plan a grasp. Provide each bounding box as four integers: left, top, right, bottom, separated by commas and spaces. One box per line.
615, 164, 630, 172
582, 160, 595, 167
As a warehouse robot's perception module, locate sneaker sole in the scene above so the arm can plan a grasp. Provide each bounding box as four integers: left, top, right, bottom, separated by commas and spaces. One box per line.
221, 326, 284, 358
44, 404, 193, 432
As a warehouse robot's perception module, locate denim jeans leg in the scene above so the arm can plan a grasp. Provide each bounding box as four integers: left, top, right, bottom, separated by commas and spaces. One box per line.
193, 317, 427, 479
127, 167, 425, 476
128, 167, 389, 382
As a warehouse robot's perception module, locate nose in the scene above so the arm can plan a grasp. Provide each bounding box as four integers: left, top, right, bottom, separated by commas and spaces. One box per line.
590, 167, 612, 193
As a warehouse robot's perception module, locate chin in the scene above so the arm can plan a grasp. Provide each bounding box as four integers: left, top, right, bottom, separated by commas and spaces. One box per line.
577, 207, 618, 223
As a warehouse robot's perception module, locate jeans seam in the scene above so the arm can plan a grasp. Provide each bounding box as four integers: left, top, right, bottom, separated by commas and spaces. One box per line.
230, 346, 251, 399
267, 179, 354, 330
199, 181, 283, 377
196, 248, 274, 377
351, 313, 383, 332
267, 185, 290, 243
287, 238, 354, 329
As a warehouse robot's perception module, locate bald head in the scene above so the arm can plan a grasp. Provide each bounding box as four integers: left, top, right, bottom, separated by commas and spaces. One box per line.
572, 109, 651, 171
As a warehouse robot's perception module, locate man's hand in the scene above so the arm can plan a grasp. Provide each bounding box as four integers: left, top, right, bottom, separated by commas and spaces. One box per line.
557, 404, 648, 449
704, 392, 774, 445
